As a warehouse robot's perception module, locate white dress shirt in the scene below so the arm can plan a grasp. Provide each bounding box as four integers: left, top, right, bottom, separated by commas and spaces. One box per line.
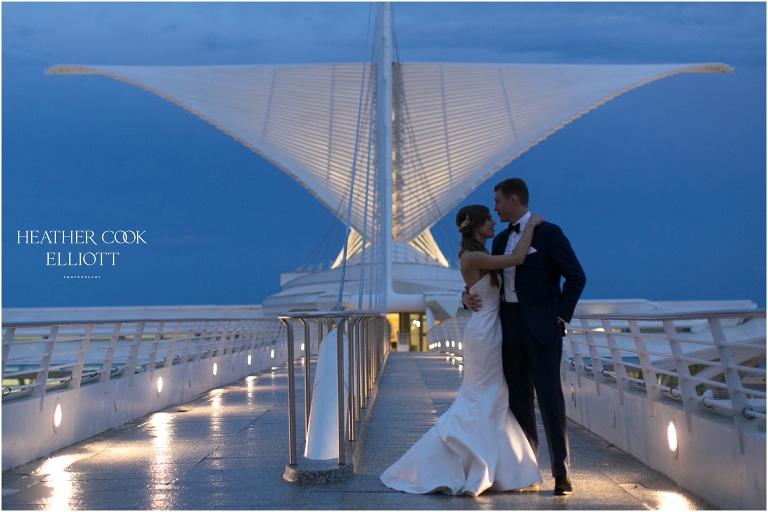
502, 211, 531, 303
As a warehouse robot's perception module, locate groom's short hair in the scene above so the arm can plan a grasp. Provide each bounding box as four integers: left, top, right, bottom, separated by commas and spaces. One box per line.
494, 178, 529, 207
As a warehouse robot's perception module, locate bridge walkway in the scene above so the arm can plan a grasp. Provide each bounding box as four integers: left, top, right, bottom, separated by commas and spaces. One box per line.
2, 352, 714, 510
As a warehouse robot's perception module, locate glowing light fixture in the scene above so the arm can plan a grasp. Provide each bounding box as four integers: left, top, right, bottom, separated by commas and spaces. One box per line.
412, 320, 421, 328
458, 342, 462, 350
451, 341, 455, 347
247, 354, 252, 366
213, 363, 218, 376
667, 422, 678, 454
53, 401, 63, 432
301, 343, 305, 351
270, 349, 275, 358
157, 376, 163, 395
438, 342, 441, 348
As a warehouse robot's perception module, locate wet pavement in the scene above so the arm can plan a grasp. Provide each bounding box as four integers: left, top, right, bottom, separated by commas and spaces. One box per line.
2, 352, 715, 510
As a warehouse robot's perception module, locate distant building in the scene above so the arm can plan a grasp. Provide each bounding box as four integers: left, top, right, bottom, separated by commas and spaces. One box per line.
47, 3, 731, 350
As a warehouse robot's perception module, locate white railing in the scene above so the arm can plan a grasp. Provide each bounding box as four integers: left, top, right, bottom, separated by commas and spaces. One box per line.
563, 310, 766, 447
2, 311, 289, 471
426, 310, 766, 440
2, 318, 286, 405
426, 316, 468, 352
425, 307, 766, 509
563, 309, 765, 509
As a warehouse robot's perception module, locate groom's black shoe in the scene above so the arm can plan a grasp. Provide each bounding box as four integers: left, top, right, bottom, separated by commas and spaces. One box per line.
554, 476, 573, 496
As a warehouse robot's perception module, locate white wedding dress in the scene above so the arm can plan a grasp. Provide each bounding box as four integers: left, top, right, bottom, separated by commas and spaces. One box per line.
380, 273, 542, 496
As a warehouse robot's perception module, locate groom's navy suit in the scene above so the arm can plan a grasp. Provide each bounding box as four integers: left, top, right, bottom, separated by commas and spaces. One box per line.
492, 220, 585, 478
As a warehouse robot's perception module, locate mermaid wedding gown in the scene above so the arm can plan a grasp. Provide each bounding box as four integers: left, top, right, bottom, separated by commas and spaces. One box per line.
380, 273, 542, 496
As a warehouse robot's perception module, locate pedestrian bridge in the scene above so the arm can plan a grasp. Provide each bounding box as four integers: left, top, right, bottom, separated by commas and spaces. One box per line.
2, 305, 765, 509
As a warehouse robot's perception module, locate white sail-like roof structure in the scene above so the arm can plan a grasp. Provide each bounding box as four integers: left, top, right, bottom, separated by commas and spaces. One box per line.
47, 62, 731, 262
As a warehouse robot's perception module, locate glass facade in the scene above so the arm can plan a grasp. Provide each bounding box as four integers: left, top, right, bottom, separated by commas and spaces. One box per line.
387, 312, 427, 351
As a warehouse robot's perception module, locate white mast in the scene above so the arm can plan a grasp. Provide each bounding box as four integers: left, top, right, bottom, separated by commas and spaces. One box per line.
374, 2, 394, 312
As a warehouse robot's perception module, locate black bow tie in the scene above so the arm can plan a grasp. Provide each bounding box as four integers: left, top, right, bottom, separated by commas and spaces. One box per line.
510, 223, 521, 234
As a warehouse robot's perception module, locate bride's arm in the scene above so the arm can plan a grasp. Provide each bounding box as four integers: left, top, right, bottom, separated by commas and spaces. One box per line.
463, 214, 544, 271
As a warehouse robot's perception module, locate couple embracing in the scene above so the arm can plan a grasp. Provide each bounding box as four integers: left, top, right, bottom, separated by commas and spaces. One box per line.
381, 178, 586, 497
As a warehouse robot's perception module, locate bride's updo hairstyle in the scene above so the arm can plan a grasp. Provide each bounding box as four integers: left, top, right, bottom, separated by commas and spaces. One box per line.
456, 205, 500, 288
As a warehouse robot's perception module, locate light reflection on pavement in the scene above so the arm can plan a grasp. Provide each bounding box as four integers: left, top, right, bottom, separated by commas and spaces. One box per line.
2, 358, 718, 510
33, 455, 77, 510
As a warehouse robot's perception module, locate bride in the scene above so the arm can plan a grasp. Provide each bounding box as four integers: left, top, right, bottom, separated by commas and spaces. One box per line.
380, 204, 544, 497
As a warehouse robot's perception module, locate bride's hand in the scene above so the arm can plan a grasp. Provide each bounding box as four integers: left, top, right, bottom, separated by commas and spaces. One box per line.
529, 214, 545, 227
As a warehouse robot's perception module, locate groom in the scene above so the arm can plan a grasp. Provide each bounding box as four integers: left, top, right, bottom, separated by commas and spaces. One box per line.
463, 178, 585, 496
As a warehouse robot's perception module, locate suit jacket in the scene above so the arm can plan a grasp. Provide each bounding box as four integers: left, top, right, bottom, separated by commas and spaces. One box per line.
492, 221, 586, 344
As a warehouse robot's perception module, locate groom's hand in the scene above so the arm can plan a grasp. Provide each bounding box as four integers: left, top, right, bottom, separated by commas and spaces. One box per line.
462, 287, 482, 312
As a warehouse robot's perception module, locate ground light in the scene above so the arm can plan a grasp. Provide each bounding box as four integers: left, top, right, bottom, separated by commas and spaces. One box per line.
667, 421, 679, 458
53, 401, 63, 432
213, 363, 218, 376
157, 377, 163, 395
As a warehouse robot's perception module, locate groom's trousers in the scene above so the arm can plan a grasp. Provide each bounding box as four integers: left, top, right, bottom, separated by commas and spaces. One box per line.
500, 301, 570, 478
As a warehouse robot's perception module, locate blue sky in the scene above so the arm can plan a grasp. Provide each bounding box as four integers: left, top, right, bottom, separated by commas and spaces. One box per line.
2, 2, 765, 308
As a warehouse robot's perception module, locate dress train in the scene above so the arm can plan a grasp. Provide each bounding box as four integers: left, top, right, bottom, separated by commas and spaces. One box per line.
380, 274, 541, 496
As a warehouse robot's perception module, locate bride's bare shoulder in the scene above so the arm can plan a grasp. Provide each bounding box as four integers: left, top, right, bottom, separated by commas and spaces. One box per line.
460, 250, 485, 261
460, 251, 488, 268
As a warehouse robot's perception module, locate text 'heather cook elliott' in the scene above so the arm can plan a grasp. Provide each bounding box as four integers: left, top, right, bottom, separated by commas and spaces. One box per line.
17, 230, 147, 266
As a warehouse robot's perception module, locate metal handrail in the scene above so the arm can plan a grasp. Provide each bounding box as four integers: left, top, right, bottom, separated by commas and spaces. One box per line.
427, 308, 766, 452
566, 310, 766, 453
278, 311, 389, 466
2, 317, 278, 328
570, 309, 765, 321
2, 317, 287, 406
